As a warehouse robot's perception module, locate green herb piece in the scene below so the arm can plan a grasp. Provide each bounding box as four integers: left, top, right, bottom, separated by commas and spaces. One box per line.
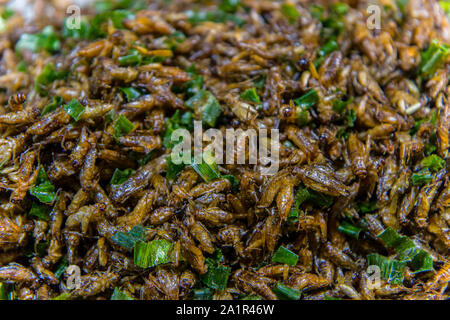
332, 97, 353, 114
323, 295, 341, 300
200, 258, 231, 290
366, 253, 406, 285
219, 0, 242, 13
63, 99, 85, 121
111, 287, 134, 300
424, 143, 437, 156
54, 256, 68, 279
419, 39, 450, 78
30, 168, 57, 203
222, 174, 239, 189
186, 10, 245, 27
272, 246, 298, 266
89, 10, 135, 38
294, 185, 334, 209
118, 48, 142, 66
441, 1, 450, 15
411, 168, 432, 186
134, 239, 173, 268
119, 87, 142, 102
111, 225, 145, 251
110, 168, 135, 185
163, 31, 186, 50
293, 89, 319, 109
29, 202, 51, 221
166, 153, 187, 181
17, 61, 27, 72
62, 18, 90, 39
272, 282, 301, 300
357, 201, 378, 213
186, 90, 222, 127
162, 110, 193, 149
35, 63, 67, 96
338, 220, 364, 239
281, 3, 300, 24
0, 283, 14, 300
421, 154, 445, 172
377, 227, 433, 273
16, 26, 60, 53
191, 151, 221, 183
52, 292, 71, 300
41, 96, 63, 116
193, 288, 213, 300
113, 114, 135, 138
241, 87, 261, 104
287, 208, 300, 225
36, 240, 49, 257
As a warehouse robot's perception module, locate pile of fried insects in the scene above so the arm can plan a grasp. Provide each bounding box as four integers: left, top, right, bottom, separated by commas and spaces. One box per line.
0, 0, 449, 300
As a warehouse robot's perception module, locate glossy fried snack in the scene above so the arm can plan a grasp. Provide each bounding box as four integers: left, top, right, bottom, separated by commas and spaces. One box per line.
0, 0, 449, 300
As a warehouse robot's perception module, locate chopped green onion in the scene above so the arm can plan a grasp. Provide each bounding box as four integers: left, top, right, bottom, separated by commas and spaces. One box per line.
119, 87, 142, 102
62, 18, 90, 39
36, 240, 49, 257
293, 89, 319, 109
30, 168, 57, 203
294, 185, 334, 209
272, 282, 301, 300
419, 39, 450, 78
166, 154, 187, 181
200, 258, 231, 290
222, 174, 240, 189
17, 61, 27, 72
338, 220, 364, 239
16, 26, 60, 53
29, 201, 52, 221
332, 97, 353, 114
191, 151, 221, 183
287, 208, 300, 225
164, 31, 186, 50
35, 63, 67, 96
357, 201, 378, 213
366, 253, 406, 285
111, 225, 145, 251
63, 99, 85, 121
241, 87, 261, 104
54, 256, 68, 279
272, 246, 298, 266
280, 3, 300, 24
118, 48, 142, 66
134, 239, 173, 268
113, 114, 135, 138
219, 0, 242, 13
377, 227, 433, 273
0, 283, 14, 300
193, 288, 213, 300
323, 295, 341, 300
421, 154, 445, 172
41, 96, 63, 116
110, 168, 135, 185
52, 292, 71, 300
186, 10, 245, 27
89, 10, 135, 38
186, 90, 222, 127
411, 168, 432, 186
111, 287, 134, 300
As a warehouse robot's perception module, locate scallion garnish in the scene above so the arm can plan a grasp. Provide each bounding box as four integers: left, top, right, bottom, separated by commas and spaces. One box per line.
134, 239, 173, 268
271, 246, 298, 266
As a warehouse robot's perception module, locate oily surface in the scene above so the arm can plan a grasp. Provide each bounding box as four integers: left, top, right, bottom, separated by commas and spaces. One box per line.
0, 0, 449, 300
